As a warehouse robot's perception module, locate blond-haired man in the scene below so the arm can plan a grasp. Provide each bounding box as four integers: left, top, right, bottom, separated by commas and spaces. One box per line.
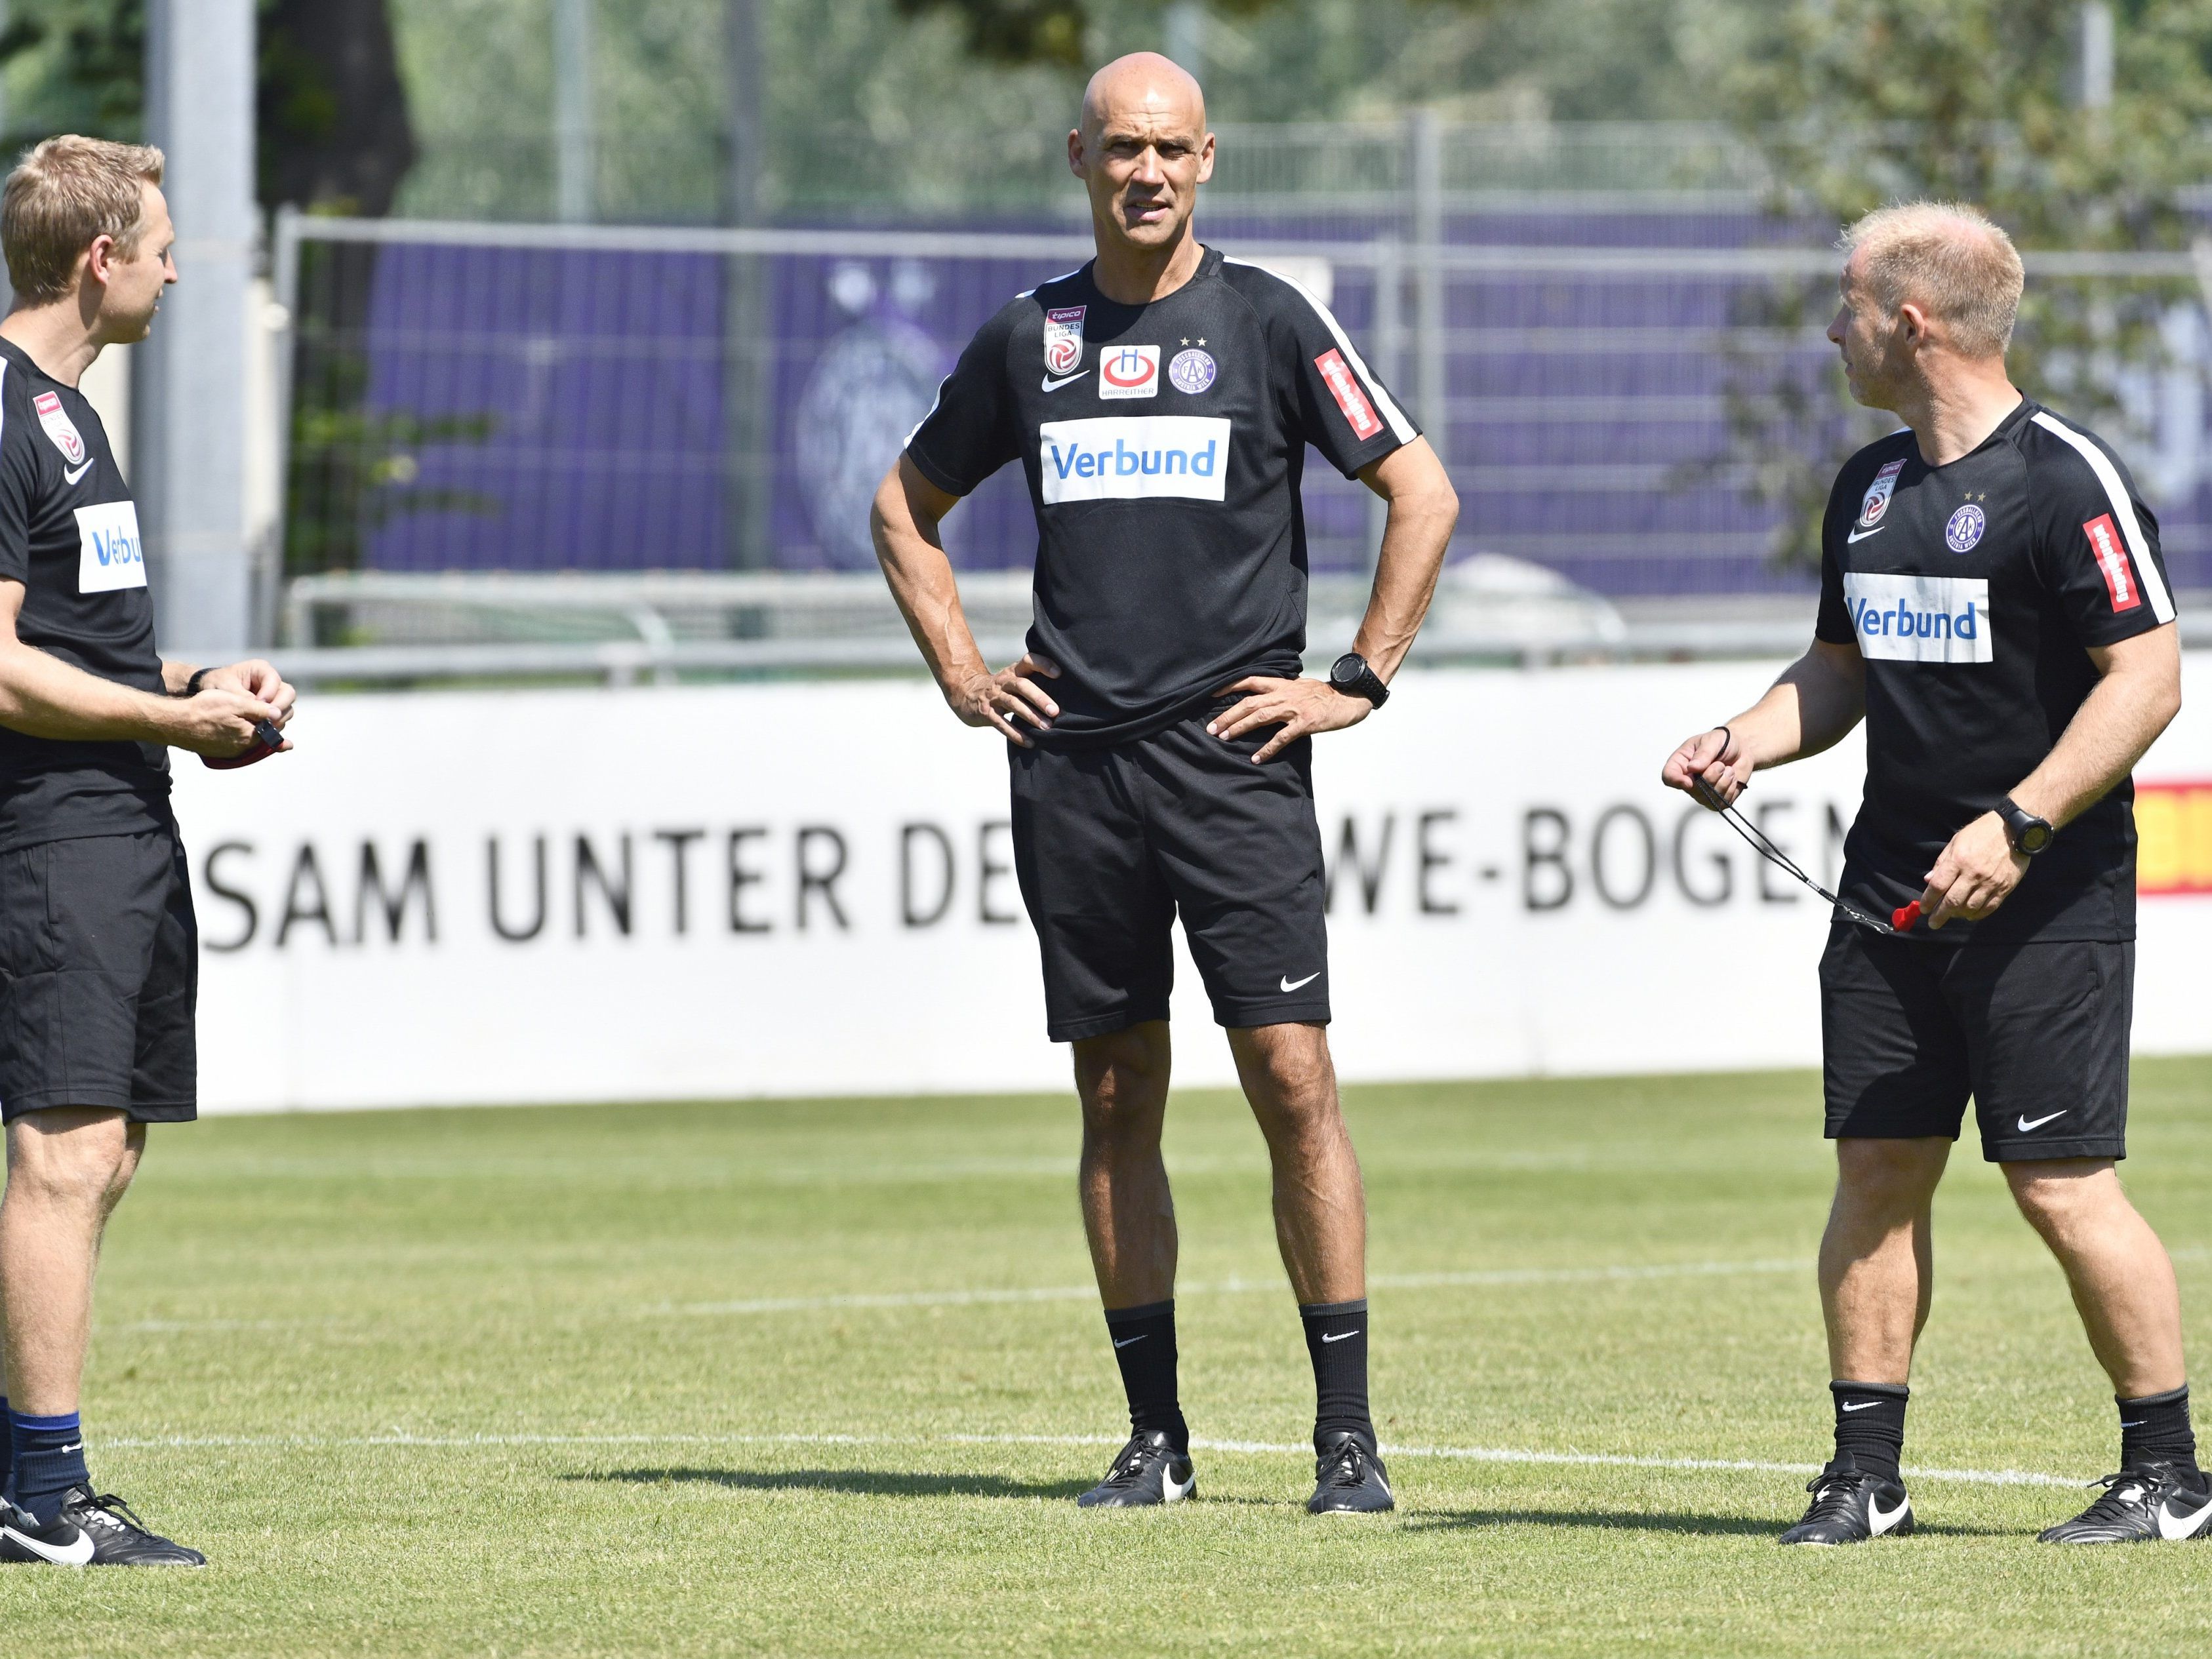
1663, 202, 2194, 1546
0, 136, 293, 1568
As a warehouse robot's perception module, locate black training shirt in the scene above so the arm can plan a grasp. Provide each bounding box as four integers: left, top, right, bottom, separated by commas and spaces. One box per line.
0, 337, 168, 850
1815, 397, 2175, 942
904, 246, 1416, 745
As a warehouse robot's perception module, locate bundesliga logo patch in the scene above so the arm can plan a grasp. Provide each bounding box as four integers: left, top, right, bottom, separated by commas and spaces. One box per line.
33, 390, 86, 467
1043, 306, 1085, 378
1858, 457, 1904, 527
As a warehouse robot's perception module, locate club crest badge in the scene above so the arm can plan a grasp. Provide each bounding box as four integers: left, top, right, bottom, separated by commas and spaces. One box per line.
1168, 348, 1216, 393
1857, 457, 1905, 528
32, 391, 85, 467
1043, 306, 1085, 378
1945, 502, 1986, 553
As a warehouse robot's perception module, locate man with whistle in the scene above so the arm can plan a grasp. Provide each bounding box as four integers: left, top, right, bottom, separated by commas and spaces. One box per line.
1660, 203, 2194, 1548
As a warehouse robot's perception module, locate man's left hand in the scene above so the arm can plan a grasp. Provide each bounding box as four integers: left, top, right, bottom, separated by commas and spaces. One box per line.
1207, 675, 1370, 764
199, 659, 298, 729
1918, 811, 2028, 929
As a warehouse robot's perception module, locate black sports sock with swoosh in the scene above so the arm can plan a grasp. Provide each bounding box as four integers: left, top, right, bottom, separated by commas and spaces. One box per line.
1831, 1380, 1908, 1483
1301, 1298, 1373, 1450
1103, 1300, 1186, 1454
2118, 1384, 2202, 1485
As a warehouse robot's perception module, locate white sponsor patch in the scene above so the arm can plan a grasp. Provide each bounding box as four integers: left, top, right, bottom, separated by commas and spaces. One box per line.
1843, 571, 1989, 663
1096, 344, 1159, 401
75, 499, 146, 593
1039, 416, 1229, 504
33, 389, 86, 466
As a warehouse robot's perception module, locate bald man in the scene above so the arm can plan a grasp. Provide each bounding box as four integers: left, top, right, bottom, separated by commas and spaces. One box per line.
1664, 203, 2198, 1547
874, 54, 1457, 1513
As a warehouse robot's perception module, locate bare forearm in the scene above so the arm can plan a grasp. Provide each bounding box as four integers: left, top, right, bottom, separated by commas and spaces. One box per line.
1351, 486, 1455, 680
159, 658, 199, 696
0, 643, 182, 744
1727, 643, 1865, 771
872, 496, 988, 697
2012, 663, 2181, 829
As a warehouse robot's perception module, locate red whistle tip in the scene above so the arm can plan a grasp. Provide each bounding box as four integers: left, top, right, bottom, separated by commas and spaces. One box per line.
1891, 902, 1922, 931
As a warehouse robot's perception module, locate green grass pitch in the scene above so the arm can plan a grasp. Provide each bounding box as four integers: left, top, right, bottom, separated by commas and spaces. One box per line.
3, 1059, 2211, 1654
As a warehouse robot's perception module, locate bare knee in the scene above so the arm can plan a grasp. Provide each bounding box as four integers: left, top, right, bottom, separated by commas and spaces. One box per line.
1834, 1136, 1949, 1224
5, 1109, 134, 1216
2006, 1158, 2122, 1243
1230, 1023, 1339, 1135
1074, 1022, 1170, 1144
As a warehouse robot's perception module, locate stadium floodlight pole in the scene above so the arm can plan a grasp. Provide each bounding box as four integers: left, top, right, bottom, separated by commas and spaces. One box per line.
136, 0, 256, 656
721, 0, 769, 569
553, 0, 598, 223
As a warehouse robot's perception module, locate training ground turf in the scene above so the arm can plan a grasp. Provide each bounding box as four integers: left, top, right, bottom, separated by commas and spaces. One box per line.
3, 1062, 2211, 1654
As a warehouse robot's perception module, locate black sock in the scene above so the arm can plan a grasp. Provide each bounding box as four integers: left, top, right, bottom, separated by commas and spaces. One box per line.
1103, 1300, 1186, 1452
2119, 1384, 2202, 1481
1830, 1380, 1908, 1483
1300, 1298, 1373, 1450
9, 1410, 87, 1523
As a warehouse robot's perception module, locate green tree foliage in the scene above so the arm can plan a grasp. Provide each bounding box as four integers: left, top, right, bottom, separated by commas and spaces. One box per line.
1710, 0, 2212, 565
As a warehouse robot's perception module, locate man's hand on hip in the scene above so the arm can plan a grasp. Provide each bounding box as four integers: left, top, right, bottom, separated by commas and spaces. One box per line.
952, 652, 1060, 748
1918, 811, 2029, 929
1661, 726, 1753, 807
1207, 675, 1369, 764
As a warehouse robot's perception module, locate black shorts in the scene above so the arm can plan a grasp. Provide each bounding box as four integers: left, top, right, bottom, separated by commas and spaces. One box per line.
0, 828, 198, 1122
1009, 703, 1330, 1041
1819, 922, 2129, 1163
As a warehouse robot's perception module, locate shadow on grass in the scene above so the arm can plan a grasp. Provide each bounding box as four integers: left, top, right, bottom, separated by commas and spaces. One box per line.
571, 1466, 1093, 1501
1407, 1508, 2012, 1539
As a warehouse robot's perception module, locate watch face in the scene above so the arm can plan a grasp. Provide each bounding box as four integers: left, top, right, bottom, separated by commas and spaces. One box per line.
2019, 822, 2053, 854
1330, 652, 1364, 688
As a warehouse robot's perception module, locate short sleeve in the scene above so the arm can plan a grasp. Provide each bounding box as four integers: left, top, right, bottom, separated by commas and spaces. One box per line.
903, 305, 1021, 497
0, 381, 34, 586
2028, 418, 2178, 647
1814, 466, 1857, 645
1257, 273, 1418, 479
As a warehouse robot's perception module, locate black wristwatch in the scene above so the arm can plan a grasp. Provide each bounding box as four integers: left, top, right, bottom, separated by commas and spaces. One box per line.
1328, 651, 1390, 709
1996, 796, 2055, 856
178, 667, 212, 698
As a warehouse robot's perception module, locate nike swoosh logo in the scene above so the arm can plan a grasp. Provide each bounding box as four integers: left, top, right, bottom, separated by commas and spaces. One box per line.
2158, 1492, 2212, 1539
1840, 1401, 1883, 1412
1112, 1334, 1146, 1349
59, 1442, 81, 1453
2017, 1110, 2068, 1132
1281, 972, 1321, 993
1041, 372, 1089, 393
63, 459, 92, 485
1, 1521, 92, 1565
1845, 525, 1886, 543
1321, 1330, 1360, 1343
1867, 1494, 1910, 1535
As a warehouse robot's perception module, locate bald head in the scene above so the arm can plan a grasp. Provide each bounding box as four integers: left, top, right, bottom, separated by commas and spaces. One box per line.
1841, 201, 2023, 359
1079, 52, 1206, 148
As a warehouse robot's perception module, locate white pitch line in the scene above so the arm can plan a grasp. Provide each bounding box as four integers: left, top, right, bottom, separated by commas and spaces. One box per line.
92, 1427, 2083, 1489
653, 1257, 1813, 1317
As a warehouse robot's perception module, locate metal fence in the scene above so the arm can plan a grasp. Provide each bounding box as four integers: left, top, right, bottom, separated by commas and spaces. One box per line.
272, 205, 2212, 679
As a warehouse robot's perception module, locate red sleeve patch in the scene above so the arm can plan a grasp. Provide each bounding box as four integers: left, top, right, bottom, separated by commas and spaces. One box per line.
1314, 349, 1382, 441
2082, 513, 2141, 612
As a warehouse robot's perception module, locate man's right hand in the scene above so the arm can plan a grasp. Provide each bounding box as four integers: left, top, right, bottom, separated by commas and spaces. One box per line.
1661, 726, 1752, 808
166, 687, 289, 759
952, 653, 1061, 748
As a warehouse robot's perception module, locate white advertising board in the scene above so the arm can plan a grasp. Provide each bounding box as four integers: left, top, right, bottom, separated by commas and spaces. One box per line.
171, 658, 2212, 1112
